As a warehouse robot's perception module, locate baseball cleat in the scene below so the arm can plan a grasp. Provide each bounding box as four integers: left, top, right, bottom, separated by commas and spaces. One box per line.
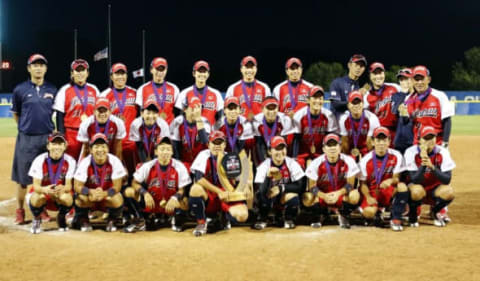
30, 218, 42, 234
40, 210, 51, 222
338, 214, 351, 229
193, 222, 208, 237
284, 220, 296, 229
171, 217, 183, 232
440, 208, 451, 223
81, 220, 93, 232
105, 220, 117, 232
15, 208, 25, 225
409, 222, 419, 228
253, 221, 267, 230
57, 214, 68, 232
390, 219, 403, 232
432, 212, 446, 227
310, 222, 322, 228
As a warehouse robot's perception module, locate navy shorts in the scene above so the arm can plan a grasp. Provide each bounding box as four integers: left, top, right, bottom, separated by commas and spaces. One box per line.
11, 132, 49, 186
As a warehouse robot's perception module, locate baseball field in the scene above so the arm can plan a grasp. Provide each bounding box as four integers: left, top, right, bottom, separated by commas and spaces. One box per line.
0, 116, 479, 281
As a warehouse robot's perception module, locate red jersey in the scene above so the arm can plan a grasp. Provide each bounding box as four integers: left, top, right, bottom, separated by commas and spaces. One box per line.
253, 112, 294, 144
53, 83, 100, 129
175, 85, 224, 126
214, 116, 254, 153
74, 154, 127, 190
364, 84, 398, 128
171, 116, 212, 164
404, 145, 456, 191
306, 154, 359, 192
225, 80, 272, 118
273, 79, 313, 114
28, 152, 77, 187
254, 157, 305, 185
339, 110, 380, 155
77, 115, 126, 153
358, 149, 405, 192
129, 116, 170, 160
101, 86, 138, 139
405, 88, 454, 143
293, 106, 338, 158
136, 81, 180, 124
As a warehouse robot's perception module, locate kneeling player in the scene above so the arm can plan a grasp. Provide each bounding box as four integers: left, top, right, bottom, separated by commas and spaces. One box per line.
404, 126, 455, 227
73, 133, 127, 232
27, 132, 76, 233
253, 136, 305, 230
358, 127, 408, 231
189, 131, 250, 236
124, 136, 191, 232
304, 134, 360, 229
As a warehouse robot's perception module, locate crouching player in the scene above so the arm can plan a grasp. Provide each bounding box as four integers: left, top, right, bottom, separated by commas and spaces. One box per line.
27, 132, 76, 233
358, 127, 408, 231
404, 126, 455, 227
189, 131, 250, 237
123, 136, 191, 232
72, 133, 127, 232
253, 136, 305, 230
304, 134, 360, 229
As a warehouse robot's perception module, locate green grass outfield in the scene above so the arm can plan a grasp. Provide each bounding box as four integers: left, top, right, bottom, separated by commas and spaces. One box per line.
0, 115, 478, 138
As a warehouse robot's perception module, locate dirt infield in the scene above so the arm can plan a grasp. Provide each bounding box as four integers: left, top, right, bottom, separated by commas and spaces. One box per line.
1, 136, 480, 281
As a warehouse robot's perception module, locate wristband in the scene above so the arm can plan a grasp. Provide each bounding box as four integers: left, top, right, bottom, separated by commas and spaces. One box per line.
139, 188, 148, 195
279, 184, 285, 194
173, 193, 182, 200
311, 187, 320, 196
107, 188, 116, 197
81, 187, 90, 196
344, 183, 353, 193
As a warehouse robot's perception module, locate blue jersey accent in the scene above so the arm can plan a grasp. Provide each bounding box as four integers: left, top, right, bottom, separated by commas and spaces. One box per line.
329, 75, 360, 117
11, 80, 57, 134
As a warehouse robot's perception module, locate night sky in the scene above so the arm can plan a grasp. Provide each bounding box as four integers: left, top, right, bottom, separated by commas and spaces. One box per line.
2, 0, 480, 92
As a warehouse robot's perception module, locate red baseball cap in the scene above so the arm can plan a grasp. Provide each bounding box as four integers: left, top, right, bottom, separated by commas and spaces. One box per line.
420, 126, 437, 138
285, 57, 302, 69
144, 100, 159, 111
270, 136, 287, 149
323, 133, 340, 145
397, 68, 412, 78
28, 54, 48, 65
151, 57, 168, 69
71, 59, 89, 71
209, 130, 226, 142
373, 126, 391, 138
193, 60, 210, 71
111, 63, 127, 73
155, 136, 171, 146
348, 91, 363, 103
95, 98, 110, 110
89, 133, 108, 146
309, 85, 325, 97
48, 132, 66, 143
349, 54, 367, 65
188, 96, 202, 109
369, 62, 385, 72
241, 56, 257, 67
262, 97, 279, 108
225, 96, 240, 107
412, 65, 430, 77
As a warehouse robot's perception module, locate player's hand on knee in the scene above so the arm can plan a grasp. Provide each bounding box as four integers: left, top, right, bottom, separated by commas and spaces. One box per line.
268, 186, 280, 199
218, 191, 229, 201
366, 195, 377, 205
165, 197, 179, 215
144, 193, 155, 210
380, 179, 392, 189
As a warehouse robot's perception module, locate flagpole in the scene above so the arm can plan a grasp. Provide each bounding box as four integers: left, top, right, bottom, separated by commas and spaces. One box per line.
74, 29, 78, 59
142, 29, 146, 84
107, 4, 112, 86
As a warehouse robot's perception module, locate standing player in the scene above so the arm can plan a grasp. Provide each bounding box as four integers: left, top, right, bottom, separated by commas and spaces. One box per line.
253, 136, 305, 230
329, 54, 368, 119
339, 91, 380, 158
252, 96, 294, 164
175, 60, 224, 126
404, 66, 454, 146
189, 131, 250, 236
54, 59, 100, 160
363, 62, 400, 141
392, 68, 415, 153
11, 54, 57, 224
124, 136, 191, 232
273, 57, 313, 118
129, 101, 170, 163
214, 97, 254, 154
358, 127, 408, 231
292, 86, 338, 168
170, 96, 211, 168
225, 56, 272, 122
101, 63, 139, 176
27, 132, 76, 233
77, 98, 126, 160
404, 126, 455, 227
135, 57, 180, 124
72, 133, 127, 232
304, 134, 360, 229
